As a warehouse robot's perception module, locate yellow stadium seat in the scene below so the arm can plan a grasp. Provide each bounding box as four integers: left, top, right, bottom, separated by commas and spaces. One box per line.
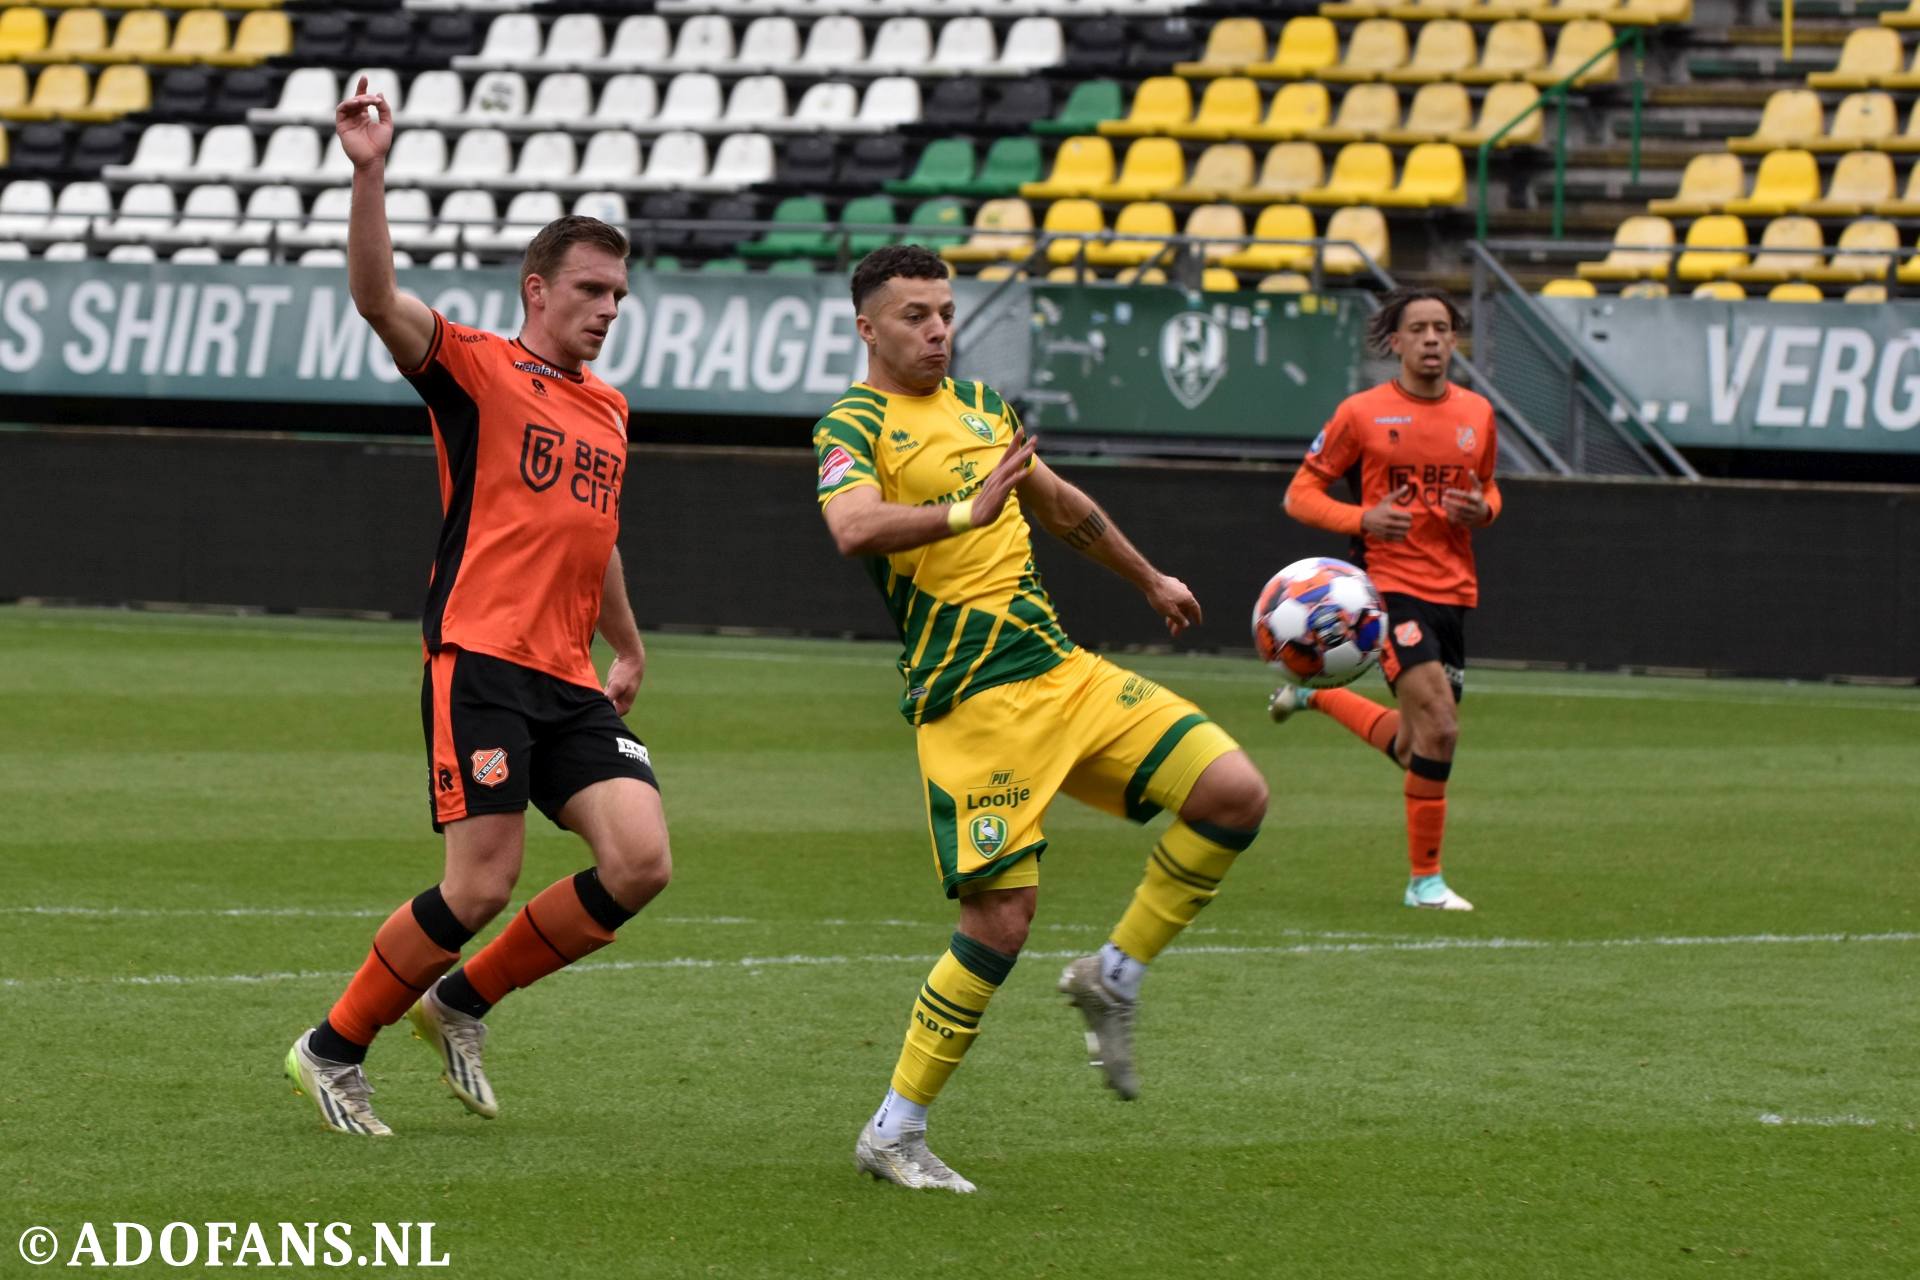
1046, 265, 1089, 283
1674, 214, 1748, 281
1220, 203, 1316, 272
1729, 90, 1823, 155
1043, 198, 1106, 265
941, 199, 1034, 264
1183, 203, 1248, 261
1201, 267, 1242, 291
1116, 265, 1169, 285
1019, 136, 1115, 200
97, 9, 167, 63
1615, 0, 1689, 22
1387, 19, 1477, 83
1459, 19, 1546, 82
1883, 0, 1920, 27
1577, 214, 1675, 280
1385, 82, 1472, 143
1450, 81, 1542, 146
1805, 150, 1896, 216
1529, 20, 1616, 86
1325, 0, 1396, 20
1248, 16, 1339, 78
0, 7, 49, 59
1231, 141, 1325, 202
1244, 81, 1331, 141
1172, 77, 1263, 140
1724, 149, 1819, 216
1322, 205, 1390, 274
1690, 280, 1747, 300
1090, 136, 1184, 201
1875, 158, 1920, 216
1174, 17, 1269, 76
1649, 152, 1744, 216
1302, 141, 1396, 204
1874, 40, 1920, 91
1823, 218, 1901, 282
210, 10, 290, 67
1620, 280, 1669, 298
1312, 83, 1401, 142
974, 264, 1024, 282
1807, 28, 1902, 90
1816, 92, 1896, 152
1258, 271, 1312, 292
1377, 141, 1467, 205
69, 61, 146, 121
1728, 216, 1824, 283
1323, 19, 1409, 82
1540, 277, 1598, 297
1386, 0, 1482, 21
1099, 76, 1193, 138
1164, 143, 1256, 202
1767, 281, 1825, 302
1, 64, 87, 120
23, 9, 107, 64
1539, 0, 1621, 21
0, 65, 24, 113
98, 0, 157, 13
153, 9, 228, 66
1085, 201, 1175, 266
1844, 283, 1887, 302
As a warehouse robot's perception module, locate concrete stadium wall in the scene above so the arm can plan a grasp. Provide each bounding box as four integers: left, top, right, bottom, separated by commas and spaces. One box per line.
3, 428, 1915, 681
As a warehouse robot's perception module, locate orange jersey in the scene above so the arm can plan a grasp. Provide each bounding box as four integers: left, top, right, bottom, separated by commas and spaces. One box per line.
1300, 380, 1498, 607
403, 311, 630, 689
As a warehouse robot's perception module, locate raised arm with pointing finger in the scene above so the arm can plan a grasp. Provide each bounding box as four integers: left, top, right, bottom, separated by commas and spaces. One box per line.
335, 76, 434, 371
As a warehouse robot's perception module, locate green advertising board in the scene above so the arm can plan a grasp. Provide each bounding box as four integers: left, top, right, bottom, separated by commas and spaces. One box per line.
1021, 285, 1366, 441
1538, 297, 1920, 453
0, 262, 998, 416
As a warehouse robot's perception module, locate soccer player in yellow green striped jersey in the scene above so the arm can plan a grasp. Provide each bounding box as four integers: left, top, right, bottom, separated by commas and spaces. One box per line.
818, 246, 1270, 1193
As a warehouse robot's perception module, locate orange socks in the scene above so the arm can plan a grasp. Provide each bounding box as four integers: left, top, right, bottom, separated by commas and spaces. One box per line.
460, 870, 634, 1007
1404, 754, 1451, 877
1311, 688, 1401, 759
326, 888, 473, 1048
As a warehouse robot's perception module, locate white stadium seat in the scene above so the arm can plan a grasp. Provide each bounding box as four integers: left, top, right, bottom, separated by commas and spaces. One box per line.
100, 183, 176, 243
572, 190, 628, 225
44, 242, 91, 261
168, 184, 241, 245
668, 15, 735, 70
855, 77, 922, 132
576, 131, 642, 187
436, 189, 499, 253
170, 246, 221, 264
194, 124, 257, 181
106, 123, 193, 182
735, 17, 799, 73
238, 184, 304, 247
0, 180, 53, 240
249, 67, 336, 126
258, 126, 321, 182
527, 73, 593, 126
1000, 17, 1065, 72
535, 14, 605, 69
432, 128, 512, 188
593, 74, 658, 128
386, 128, 448, 185
866, 17, 931, 74
473, 190, 562, 254
931, 18, 998, 75
510, 130, 577, 189
790, 81, 858, 131
286, 186, 351, 249
107, 244, 160, 264
689, 131, 774, 192
652, 73, 722, 131
298, 248, 348, 267
385, 188, 439, 251
0, 241, 27, 261
799, 17, 864, 72
721, 76, 788, 131
455, 71, 528, 128
456, 14, 540, 69
605, 15, 671, 70
632, 130, 708, 188
48, 182, 111, 241
403, 70, 465, 127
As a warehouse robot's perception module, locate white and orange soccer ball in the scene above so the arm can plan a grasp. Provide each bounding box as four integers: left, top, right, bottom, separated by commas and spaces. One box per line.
1252, 557, 1387, 689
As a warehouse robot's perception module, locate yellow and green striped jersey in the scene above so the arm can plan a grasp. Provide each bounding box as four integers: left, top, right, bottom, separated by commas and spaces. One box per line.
813, 378, 1073, 725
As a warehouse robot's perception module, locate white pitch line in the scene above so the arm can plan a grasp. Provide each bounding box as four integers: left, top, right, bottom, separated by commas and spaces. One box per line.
2, 931, 1914, 992
1758, 1113, 1878, 1128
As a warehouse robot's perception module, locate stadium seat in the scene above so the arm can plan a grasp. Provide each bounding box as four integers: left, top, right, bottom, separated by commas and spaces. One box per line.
70, 121, 128, 171
1323, 19, 1409, 82
1876, 159, 1920, 216
241, 185, 305, 249
1459, 20, 1546, 82
1321, 204, 1389, 273
250, 67, 335, 126
414, 13, 476, 67
1386, 82, 1473, 143
799, 16, 864, 73
43, 242, 90, 263
1042, 197, 1105, 265
2, 65, 86, 122
985, 79, 1052, 130
855, 78, 921, 132
107, 122, 191, 181
1174, 17, 1268, 77
833, 194, 898, 258
347, 13, 413, 69
571, 190, 627, 229
1818, 92, 1897, 153
382, 129, 445, 186
168, 184, 242, 247
689, 131, 770, 193
284, 186, 351, 250
1259, 271, 1313, 292
1539, 277, 1598, 297
1617, 279, 1668, 297
768, 257, 817, 276
527, 73, 594, 128
1247, 17, 1338, 78
1673, 214, 1748, 280
1884, 0, 1920, 26
941, 197, 1034, 263
475, 191, 562, 255
1174, 77, 1262, 140
0, 179, 51, 240
46, 180, 109, 242
1164, 142, 1256, 202
1090, 136, 1184, 201
866, 17, 931, 75
1085, 200, 1174, 266
1689, 280, 1746, 300
1183, 202, 1248, 261
1314, 84, 1401, 143
510, 131, 577, 191
1231, 141, 1326, 202
401, 71, 462, 128
965, 136, 1043, 196
385, 188, 441, 252
1246, 82, 1332, 141
457, 13, 538, 70
1577, 214, 1674, 279
219, 10, 288, 66
152, 10, 227, 66
607, 15, 672, 70
718, 76, 786, 132
72, 64, 148, 122
1728, 216, 1824, 283
932, 17, 997, 75
1114, 265, 1168, 285
1377, 142, 1467, 205
1034, 79, 1122, 136
1201, 267, 1242, 291
152, 66, 210, 117
1020, 135, 1115, 200
293, 14, 352, 66
29, 9, 107, 64
0, 7, 48, 60
739, 194, 831, 259
1805, 150, 1896, 216
1808, 28, 1904, 90
1730, 90, 1822, 154
654, 74, 722, 132
732, 16, 798, 73
1302, 142, 1395, 205
1824, 218, 1901, 282
840, 134, 909, 191
1064, 17, 1127, 72
575, 131, 642, 188
1724, 149, 1819, 216
192, 123, 254, 181
107, 244, 159, 264
1099, 76, 1191, 137
633, 130, 707, 189
1529, 20, 1615, 86
1220, 202, 1316, 271
999, 17, 1064, 73
972, 264, 1023, 283
888, 138, 975, 197
1617, 0, 1692, 23
1844, 282, 1887, 302
1388, 20, 1477, 83
427, 128, 510, 190
100, 181, 175, 243
211, 68, 274, 121
587, 74, 655, 130
1130, 17, 1203, 69
923, 77, 984, 132
258, 125, 321, 181
906, 197, 967, 251
1650, 153, 1744, 216
663, 14, 731, 72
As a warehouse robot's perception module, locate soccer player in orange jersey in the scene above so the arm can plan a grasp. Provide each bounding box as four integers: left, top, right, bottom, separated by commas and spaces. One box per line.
1273, 289, 1500, 911
283, 80, 672, 1136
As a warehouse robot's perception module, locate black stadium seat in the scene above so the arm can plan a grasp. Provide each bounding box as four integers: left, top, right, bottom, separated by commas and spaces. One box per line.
691, 195, 758, 253
8, 123, 69, 174
415, 13, 477, 64
153, 68, 212, 118
636, 191, 695, 254
1130, 17, 1202, 68
294, 13, 352, 63
212, 68, 278, 119
1066, 18, 1127, 72
350, 13, 416, 66
985, 79, 1052, 130
923, 78, 984, 131
72, 122, 133, 172
775, 135, 837, 191
840, 135, 907, 191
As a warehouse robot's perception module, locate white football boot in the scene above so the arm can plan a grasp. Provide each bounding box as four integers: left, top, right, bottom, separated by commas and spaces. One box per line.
284, 1033, 393, 1137
854, 1125, 978, 1193
406, 982, 498, 1118
1057, 955, 1140, 1100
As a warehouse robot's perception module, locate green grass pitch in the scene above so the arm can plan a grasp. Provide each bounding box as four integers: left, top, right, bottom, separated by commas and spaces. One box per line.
1, 605, 1914, 1279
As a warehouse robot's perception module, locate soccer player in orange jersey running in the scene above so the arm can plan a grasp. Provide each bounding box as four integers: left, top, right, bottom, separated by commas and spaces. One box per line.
1273, 289, 1500, 911
282, 79, 672, 1135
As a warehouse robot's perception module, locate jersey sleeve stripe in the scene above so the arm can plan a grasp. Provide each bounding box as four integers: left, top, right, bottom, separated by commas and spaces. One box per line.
980, 385, 1005, 417
840, 386, 888, 409
834, 408, 884, 434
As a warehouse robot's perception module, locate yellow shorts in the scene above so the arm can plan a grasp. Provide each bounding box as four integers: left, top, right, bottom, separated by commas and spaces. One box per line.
916, 648, 1241, 898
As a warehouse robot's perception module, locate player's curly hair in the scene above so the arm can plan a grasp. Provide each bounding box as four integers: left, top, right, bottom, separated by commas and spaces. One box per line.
520, 216, 630, 306
851, 244, 951, 312
1365, 288, 1466, 356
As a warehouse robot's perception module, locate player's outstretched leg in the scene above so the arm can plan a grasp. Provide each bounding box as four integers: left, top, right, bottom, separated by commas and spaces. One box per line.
1071, 750, 1266, 1100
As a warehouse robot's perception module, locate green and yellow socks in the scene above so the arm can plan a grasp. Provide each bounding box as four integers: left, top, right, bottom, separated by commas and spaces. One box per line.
869, 933, 1016, 1139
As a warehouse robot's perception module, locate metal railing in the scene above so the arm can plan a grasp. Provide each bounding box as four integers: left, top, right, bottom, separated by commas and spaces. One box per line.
1475, 25, 1648, 242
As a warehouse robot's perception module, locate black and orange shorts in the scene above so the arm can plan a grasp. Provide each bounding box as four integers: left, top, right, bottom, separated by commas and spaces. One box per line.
421, 647, 658, 833
1380, 593, 1467, 703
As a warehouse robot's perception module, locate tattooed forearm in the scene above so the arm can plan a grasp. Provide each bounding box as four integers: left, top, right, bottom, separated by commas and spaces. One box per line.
1061, 508, 1109, 550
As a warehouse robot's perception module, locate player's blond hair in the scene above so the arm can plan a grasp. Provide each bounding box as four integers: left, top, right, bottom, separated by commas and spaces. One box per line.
520, 216, 630, 309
